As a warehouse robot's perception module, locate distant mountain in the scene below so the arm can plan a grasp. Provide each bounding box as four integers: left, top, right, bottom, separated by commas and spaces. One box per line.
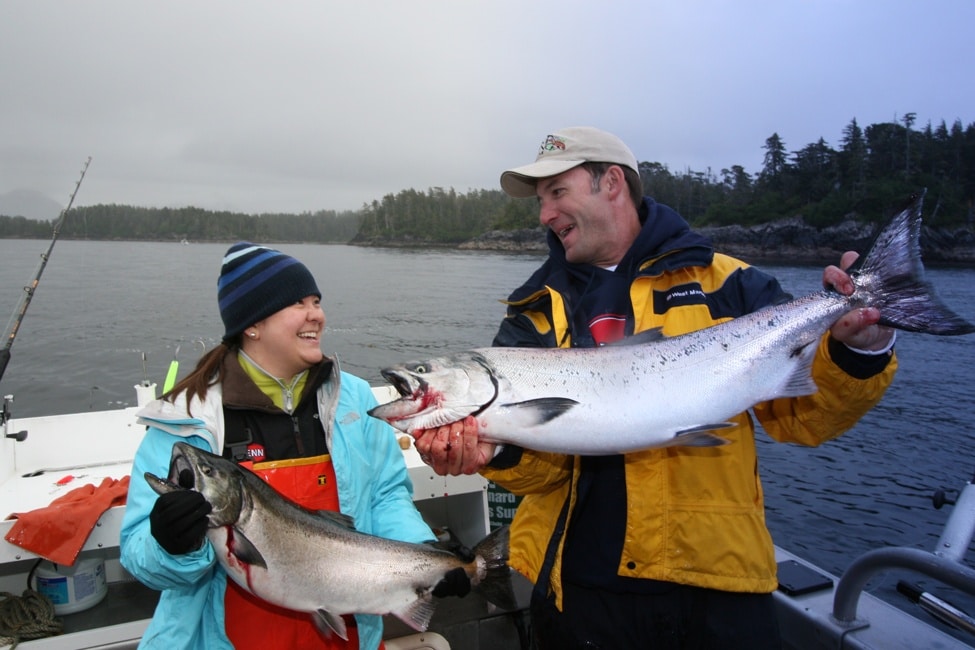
0, 189, 63, 220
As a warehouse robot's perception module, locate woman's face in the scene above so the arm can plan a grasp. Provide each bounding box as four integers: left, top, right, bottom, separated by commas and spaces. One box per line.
244, 295, 325, 378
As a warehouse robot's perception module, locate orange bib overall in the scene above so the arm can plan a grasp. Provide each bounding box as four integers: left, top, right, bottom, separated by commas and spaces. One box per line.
224, 455, 378, 649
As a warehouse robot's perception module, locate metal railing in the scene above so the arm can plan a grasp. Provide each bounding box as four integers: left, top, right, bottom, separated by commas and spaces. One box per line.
832, 469, 975, 637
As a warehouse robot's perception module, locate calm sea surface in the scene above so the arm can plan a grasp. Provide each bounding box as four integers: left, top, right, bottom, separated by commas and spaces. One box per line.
2, 238, 975, 636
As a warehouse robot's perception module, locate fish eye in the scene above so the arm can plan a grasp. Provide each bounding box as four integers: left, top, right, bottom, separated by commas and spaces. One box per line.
201, 466, 212, 476
414, 364, 427, 373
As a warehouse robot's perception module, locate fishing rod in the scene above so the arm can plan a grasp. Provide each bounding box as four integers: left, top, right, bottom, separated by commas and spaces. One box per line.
0, 156, 92, 386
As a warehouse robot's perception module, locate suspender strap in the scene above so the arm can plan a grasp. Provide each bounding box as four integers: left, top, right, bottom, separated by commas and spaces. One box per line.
222, 414, 253, 463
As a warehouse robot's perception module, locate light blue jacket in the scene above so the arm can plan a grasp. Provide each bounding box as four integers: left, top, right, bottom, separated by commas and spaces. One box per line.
120, 364, 434, 650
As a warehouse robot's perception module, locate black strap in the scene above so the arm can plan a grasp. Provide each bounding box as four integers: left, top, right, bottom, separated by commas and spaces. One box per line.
532, 478, 574, 602
222, 408, 253, 463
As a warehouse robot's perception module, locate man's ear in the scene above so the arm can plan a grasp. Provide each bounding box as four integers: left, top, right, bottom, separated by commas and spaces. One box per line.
604, 165, 627, 199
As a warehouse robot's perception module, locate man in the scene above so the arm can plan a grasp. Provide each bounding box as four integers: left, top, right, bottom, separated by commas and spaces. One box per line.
414, 127, 896, 648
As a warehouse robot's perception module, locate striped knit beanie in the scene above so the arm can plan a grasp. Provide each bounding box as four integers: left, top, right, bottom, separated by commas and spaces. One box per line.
218, 242, 321, 341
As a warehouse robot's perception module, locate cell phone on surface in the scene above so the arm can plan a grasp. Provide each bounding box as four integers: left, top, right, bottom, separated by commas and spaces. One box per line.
777, 559, 833, 596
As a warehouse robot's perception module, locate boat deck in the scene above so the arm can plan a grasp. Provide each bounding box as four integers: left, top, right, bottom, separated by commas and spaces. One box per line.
2, 397, 974, 649
0, 395, 504, 649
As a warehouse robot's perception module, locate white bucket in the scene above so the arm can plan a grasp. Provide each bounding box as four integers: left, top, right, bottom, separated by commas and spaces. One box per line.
33, 557, 108, 615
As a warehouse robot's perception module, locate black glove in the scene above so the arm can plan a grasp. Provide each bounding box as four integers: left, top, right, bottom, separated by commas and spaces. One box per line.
433, 566, 472, 598
149, 490, 212, 555
430, 538, 475, 561
429, 538, 474, 598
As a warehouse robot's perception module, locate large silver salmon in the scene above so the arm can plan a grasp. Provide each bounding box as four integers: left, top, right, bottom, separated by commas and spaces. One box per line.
369, 194, 974, 454
145, 442, 511, 640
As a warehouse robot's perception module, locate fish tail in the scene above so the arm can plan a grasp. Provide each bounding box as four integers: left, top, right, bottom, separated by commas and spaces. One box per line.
856, 191, 975, 336
471, 525, 517, 610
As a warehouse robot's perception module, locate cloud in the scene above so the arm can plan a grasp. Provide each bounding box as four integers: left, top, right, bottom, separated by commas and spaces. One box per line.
1, 0, 973, 214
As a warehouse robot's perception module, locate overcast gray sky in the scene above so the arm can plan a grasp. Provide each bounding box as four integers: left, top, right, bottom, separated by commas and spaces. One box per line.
2, 1, 973, 215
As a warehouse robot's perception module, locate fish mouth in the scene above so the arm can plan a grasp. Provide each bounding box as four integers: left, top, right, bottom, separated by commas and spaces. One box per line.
381, 369, 422, 398
368, 369, 433, 429
144, 449, 195, 496
166, 445, 198, 490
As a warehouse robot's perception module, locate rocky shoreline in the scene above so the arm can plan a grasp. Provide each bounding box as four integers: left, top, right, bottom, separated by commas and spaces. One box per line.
458, 219, 975, 267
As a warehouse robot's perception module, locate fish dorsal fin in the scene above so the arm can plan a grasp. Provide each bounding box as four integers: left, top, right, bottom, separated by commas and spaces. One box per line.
499, 397, 579, 426
605, 327, 666, 346
312, 609, 349, 641
316, 510, 357, 530
669, 423, 736, 448
395, 594, 437, 632
229, 526, 267, 569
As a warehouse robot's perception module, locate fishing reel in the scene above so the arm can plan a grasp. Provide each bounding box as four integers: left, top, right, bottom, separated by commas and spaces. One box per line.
2, 394, 28, 441
933, 488, 959, 510
931, 470, 975, 510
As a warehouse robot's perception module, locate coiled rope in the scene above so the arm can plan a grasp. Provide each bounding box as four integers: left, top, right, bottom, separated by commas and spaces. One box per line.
0, 562, 63, 648
0, 589, 63, 648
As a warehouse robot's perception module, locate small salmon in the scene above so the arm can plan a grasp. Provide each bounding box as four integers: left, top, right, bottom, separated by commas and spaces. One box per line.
145, 441, 511, 640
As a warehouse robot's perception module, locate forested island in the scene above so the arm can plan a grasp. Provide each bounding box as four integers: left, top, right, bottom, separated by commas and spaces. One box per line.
2, 115, 974, 265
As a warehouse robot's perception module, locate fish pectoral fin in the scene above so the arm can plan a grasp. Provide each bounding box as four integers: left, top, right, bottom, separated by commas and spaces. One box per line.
669, 424, 736, 447
395, 595, 437, 632
501, 397, 579, 425
312, 609, 349, 641
229, 527, 267, 569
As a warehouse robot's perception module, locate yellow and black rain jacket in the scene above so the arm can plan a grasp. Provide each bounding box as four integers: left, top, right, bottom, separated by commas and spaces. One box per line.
482, 198, 896, 608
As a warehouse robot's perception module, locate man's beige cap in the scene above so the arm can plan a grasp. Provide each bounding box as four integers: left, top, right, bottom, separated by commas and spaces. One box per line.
500, 126, 639, 198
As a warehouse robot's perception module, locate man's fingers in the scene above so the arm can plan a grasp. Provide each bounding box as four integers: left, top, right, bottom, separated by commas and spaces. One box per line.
839, 251, 859, 271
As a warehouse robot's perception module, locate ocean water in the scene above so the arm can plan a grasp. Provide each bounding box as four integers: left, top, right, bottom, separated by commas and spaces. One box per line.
1, 238, 975, 638
0, 240, 541, 416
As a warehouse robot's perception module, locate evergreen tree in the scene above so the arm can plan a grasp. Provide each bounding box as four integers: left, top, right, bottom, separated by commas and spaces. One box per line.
4, 115, 974, 243
838, 118, 867, 199
759, 133, 788, 189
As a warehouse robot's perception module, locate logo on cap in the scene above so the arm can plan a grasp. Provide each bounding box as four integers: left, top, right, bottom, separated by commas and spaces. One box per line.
539, 134, 567, 155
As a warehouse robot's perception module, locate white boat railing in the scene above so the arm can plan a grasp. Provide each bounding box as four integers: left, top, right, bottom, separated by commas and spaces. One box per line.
833, 471, 975, 631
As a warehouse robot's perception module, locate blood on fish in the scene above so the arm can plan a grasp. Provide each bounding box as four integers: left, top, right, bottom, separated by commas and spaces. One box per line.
225, 525, 257, 591
420, 388, 443, 411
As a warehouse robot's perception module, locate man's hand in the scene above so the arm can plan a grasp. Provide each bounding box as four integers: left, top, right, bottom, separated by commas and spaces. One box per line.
413, 416, 496, 476
824, 251, 895, 351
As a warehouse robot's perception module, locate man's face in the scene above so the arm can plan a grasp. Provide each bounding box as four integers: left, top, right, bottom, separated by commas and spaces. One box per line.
535, 166, 624, 267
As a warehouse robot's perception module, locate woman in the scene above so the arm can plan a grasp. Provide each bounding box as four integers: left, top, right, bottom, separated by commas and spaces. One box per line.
121, 243, 446, 649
